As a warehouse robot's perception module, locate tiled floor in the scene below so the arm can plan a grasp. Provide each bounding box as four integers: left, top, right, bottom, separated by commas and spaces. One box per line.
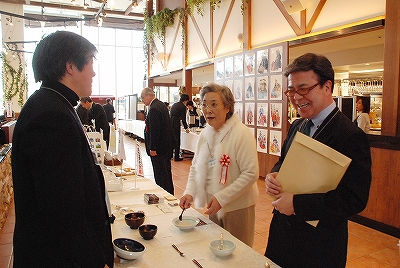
1, 134, 399, 267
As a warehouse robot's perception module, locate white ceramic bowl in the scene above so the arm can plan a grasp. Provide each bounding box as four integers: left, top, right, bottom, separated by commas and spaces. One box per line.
172, 216, 200, 230
113, 238, 145, 260
209, 239, 236, 257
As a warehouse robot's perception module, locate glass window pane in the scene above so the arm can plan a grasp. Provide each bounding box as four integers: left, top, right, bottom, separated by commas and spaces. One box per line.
97, 45, 116, 95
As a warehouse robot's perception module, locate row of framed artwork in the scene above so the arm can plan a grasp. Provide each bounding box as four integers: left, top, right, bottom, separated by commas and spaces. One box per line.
215, 46, 283, 79
224, 75, 283, 102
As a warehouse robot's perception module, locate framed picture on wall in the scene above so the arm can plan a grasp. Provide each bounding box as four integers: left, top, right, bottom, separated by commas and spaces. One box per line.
245, 102, 255, 126
225, 79, 233, 91
225, 56, 233, 78
244, 77, 255, 100
270, 46, 283, 72
234, 102, 243, 122
244, 51, 255, 76
233, 79, 243, 101
270, 74, 283, 100
216, 59, 224, 80
256, 103, 268, 127
234, 54, 244, 77
269, 130, 282, 156
257, 128, 268, 153
256, 49, 269, 74
270, 102, 282, 129
257, 76, 269, 100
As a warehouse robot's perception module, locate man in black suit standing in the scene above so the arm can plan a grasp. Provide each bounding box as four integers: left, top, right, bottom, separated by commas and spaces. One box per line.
141, 87, 175, 194
12, 31, 113, 268
170, 93, 190, 161
265, 53, 371, 267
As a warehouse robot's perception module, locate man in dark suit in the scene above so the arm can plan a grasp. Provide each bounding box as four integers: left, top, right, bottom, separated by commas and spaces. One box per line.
80, 96, 111, 148
12, 31, 114, 268
265, 53, 371, 267
170, 93, 190, 161
141, 87, 175, 194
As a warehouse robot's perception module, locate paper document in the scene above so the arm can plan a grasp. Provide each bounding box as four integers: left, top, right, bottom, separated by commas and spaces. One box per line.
276, 132, 352, 226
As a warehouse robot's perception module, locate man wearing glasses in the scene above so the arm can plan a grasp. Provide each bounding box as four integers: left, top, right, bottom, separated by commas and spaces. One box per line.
265, 53, 371, 267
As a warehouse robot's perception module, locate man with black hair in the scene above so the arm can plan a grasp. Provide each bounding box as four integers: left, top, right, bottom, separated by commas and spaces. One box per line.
170, 93, 190, 161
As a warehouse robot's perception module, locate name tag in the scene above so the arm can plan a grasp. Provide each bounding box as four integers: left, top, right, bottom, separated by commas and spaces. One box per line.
208, 158, 216, 167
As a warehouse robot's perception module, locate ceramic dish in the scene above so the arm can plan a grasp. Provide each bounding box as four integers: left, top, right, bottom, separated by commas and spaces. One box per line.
172, 216, 200, 230
113, 238, 145, 260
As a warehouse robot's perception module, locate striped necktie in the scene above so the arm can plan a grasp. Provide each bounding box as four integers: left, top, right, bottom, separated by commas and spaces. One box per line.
302, 119, 314, 136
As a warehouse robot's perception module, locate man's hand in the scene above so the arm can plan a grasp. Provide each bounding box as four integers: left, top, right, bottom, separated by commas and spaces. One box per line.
150, 150, 157, 156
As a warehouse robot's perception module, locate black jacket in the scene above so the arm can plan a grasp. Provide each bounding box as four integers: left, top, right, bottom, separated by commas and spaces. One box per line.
266, 107, 372, 268
12, 81, 114, 268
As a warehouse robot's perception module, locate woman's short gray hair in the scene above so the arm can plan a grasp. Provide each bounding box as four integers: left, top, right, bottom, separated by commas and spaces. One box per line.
200, 83, 234, 120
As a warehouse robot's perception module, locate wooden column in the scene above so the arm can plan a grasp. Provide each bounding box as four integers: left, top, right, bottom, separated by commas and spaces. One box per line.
184, 69, 193, 98
381, 0, 400, 136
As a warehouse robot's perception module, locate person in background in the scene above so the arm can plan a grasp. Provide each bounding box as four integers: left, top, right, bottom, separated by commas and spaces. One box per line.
164, 101, 170, 111
141, 87, 175, 195
76, 100, 92, 126
170, 93, 190, 161
179, 83, 259, 247
354, 95, 371, 133
103, 98, 116, 129
80, 96, 110, 148
186, 100, 199, 128
11, 31, 114, 268
264, 53, 371, 267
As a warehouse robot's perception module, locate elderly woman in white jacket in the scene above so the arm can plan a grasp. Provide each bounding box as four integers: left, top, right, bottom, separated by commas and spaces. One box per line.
180, 83, 259, 247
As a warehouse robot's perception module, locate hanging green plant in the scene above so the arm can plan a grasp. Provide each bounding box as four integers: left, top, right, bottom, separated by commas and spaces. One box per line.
145, 7, 177, 46
1, 48, 28, 107
187, 0, 222, 16
241, 0, 248, 15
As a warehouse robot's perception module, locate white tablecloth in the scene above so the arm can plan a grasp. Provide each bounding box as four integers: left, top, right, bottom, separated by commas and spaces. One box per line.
108, 175, 279, 268
180, 131, 200, 153
118, 120, 146, 139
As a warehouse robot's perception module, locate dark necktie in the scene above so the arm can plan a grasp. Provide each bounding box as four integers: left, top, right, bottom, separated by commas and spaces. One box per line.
302, 119, 314, 136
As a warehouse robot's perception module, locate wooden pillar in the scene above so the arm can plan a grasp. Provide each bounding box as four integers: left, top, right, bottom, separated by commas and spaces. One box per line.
184, 69, 193, 99
382, 0, 400, 136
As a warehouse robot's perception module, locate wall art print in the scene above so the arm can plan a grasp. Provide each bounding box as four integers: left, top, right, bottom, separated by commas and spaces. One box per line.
216, 59, 224, 80
225, 79, 233, 92
244, 51, 255, 76
270, 103, 282, 129
270, 46, 282, 72
245, 77, 255, 100
234, 102, 243, 121
257, 129, 268, 153
257, 49, 269, 74
269, 130, 282, 156
256, 103, 268, 127
270, 74, 283, 100
233, 79, 243, 101
257, 76, 269, 100
245, 102, 255, 126
234, 54, 244, 77
225, 56, 233, 78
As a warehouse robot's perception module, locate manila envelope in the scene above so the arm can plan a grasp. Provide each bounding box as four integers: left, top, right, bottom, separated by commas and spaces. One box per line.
276, 132, 352, 226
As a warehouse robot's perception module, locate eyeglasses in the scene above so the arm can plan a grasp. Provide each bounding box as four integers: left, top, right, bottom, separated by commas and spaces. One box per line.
284, 83, 319, 97
201, 102, 220, 110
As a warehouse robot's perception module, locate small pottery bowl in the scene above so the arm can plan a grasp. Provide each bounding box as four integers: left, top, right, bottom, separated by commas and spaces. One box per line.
113, 238, 145, 260
138, 224, 158, 240
209, 239, 236, 257
124, 212, 145, 229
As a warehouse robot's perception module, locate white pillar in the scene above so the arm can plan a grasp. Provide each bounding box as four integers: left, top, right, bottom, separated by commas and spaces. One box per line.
1, 3, 26, 115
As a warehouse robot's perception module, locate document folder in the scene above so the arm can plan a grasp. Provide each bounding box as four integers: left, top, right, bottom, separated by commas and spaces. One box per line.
276, 132, 352, 226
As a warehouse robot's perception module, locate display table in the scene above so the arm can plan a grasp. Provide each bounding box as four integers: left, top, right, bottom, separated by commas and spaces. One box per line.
107, 174, 278, 267
118, 120, 146, 139
180, 130, 200, 153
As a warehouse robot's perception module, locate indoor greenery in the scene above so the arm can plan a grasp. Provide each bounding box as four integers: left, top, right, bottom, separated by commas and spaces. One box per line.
143, 0, 248, 69
1, 48, 27, 107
